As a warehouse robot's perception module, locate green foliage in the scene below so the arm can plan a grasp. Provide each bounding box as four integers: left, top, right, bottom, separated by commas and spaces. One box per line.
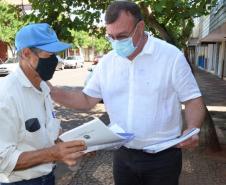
70, 30, 111, 53
28, 0, 111, 42
70, 30, 92, 49
138, 0, 217, 48
28, 0, 217, 49
0, 1, 27, 48
93, 37, 111, 53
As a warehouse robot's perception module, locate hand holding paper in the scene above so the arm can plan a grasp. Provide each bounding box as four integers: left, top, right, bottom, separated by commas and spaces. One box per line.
143, 128, 200, 153
59, 118, 134, 153
176, 128, 200, 149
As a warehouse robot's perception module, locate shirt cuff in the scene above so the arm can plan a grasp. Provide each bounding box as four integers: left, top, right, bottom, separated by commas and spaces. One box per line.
83, 88, 102, 99
5, 150, 23, 176
179, 93, 202, 103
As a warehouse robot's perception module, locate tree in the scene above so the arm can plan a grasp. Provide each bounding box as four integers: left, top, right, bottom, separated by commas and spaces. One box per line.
70, 30, 111, 55
138, 0, 217, 48
70, 30, 92, 49
0, 1, 27, 56
28, 0, 108, 42
28, 0, 217, 48
93, 37, 111, 54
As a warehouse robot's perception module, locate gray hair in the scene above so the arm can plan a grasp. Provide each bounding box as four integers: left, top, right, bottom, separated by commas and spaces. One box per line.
16, 47, 43, 62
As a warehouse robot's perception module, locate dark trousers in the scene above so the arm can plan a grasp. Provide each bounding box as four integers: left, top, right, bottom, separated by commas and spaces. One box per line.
0, 172, 55, 185
113, 147, 182, 185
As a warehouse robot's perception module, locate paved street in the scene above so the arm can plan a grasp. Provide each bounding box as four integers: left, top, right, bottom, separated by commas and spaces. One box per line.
0, 63, 226, 185
50, 63, 92, 86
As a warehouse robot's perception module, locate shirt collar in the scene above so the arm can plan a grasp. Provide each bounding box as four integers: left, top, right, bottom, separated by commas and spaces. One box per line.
138, 32, 155, 56
40, 81, 50, 96
15, 66, 50, 95
15, 65, 33, 88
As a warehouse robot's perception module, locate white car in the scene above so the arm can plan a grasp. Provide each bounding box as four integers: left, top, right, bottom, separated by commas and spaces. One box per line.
0, 58, 18, 76
64, 56, 84, 69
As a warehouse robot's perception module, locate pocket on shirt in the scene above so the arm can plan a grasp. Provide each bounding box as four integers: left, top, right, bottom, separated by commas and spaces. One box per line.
24, 118, 48, 149
25, 118, 41, 132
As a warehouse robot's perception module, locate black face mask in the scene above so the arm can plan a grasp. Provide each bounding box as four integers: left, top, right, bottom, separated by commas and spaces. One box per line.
36, 54, 58, 81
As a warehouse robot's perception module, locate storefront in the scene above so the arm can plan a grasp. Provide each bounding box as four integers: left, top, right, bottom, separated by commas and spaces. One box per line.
189, 0, 226, 79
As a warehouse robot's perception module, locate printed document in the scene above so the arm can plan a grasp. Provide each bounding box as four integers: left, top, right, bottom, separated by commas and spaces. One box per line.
143, 128, 200, 153
59, 118, 134, 153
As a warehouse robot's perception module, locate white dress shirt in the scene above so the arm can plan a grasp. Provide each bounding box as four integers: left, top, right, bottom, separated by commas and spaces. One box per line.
0, 66, 60, 183
83, 34, 202, 149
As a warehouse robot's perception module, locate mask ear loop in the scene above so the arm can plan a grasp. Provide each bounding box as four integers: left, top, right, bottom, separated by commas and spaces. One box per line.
132, 22, 143, 48
131, 22, 139, 39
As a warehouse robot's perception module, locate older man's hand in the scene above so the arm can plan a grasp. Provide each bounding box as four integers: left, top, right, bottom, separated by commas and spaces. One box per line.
49, 140, 86, 167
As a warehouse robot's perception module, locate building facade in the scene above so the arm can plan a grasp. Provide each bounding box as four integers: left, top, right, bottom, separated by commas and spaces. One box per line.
189, 0, 226, 80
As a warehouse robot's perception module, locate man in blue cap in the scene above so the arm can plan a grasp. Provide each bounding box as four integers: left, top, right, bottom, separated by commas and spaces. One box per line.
0, 23, 86, 185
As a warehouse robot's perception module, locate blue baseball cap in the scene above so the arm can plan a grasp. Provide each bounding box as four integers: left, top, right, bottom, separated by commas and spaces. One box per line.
15, 23, 71, 52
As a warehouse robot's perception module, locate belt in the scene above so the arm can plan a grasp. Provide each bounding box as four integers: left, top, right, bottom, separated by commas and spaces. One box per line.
120, 146, 180, 155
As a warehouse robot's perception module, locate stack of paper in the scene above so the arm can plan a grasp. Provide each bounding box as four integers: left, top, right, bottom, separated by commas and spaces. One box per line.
59, 118, 134, 153
143, 128, 200, 153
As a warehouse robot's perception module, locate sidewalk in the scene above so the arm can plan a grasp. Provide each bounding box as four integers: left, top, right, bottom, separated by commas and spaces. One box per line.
194, 67, 226, 145
55, 67, 226, 185
180, 67, 226, 185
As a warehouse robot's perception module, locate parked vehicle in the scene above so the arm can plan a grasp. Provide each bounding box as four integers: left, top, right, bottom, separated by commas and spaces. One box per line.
64, 55, 84, 69
0, 58, 18, 76
56, 55, 65, 70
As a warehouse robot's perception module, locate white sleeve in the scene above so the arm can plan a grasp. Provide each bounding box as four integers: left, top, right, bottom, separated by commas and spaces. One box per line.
0, 99, 23, 175
83, 63, 102, 99
172, 52, 202, 102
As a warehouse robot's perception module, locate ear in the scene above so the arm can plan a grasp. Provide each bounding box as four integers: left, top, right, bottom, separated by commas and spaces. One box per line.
21, 48, 33, 60
139, 20, 145, 33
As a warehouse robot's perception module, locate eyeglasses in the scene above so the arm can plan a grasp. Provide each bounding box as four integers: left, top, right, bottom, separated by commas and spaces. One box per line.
106, 21, 140, 42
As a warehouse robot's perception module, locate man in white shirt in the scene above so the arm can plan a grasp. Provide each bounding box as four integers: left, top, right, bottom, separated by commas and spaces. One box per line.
0, 23, 86, 185
50, 1, 206, 185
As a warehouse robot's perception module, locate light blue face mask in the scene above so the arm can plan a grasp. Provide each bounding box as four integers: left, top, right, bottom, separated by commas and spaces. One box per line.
109, 23, 138, 58
111, 37, 137, 58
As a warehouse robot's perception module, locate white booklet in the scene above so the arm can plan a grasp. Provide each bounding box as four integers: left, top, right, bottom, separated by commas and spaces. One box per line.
143, 128, 200, 153
59, 117, 134, 153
